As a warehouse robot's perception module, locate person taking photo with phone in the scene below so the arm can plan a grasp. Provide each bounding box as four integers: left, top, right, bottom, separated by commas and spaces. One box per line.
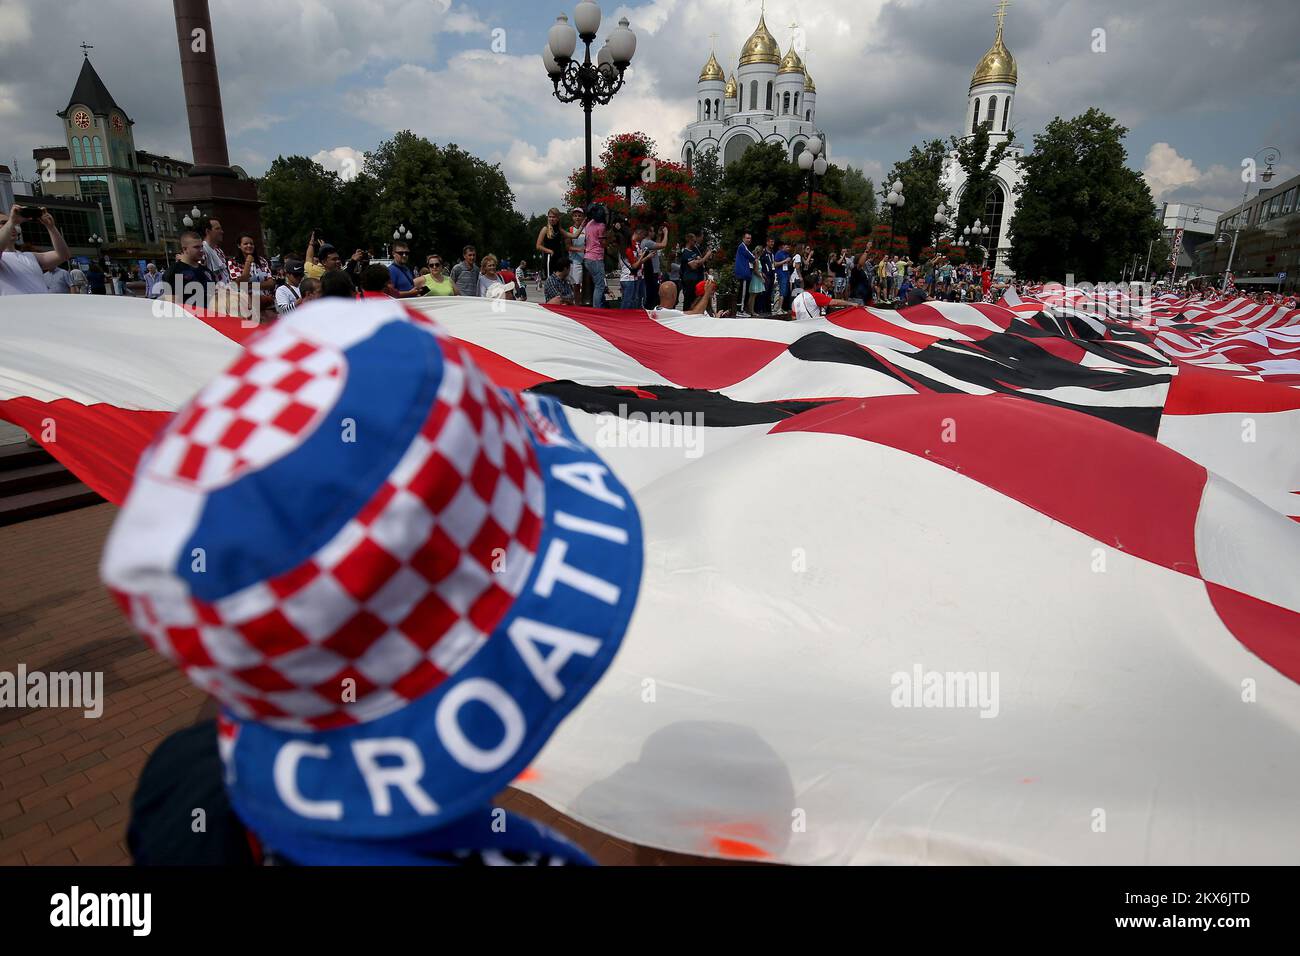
0, 205, 72, 295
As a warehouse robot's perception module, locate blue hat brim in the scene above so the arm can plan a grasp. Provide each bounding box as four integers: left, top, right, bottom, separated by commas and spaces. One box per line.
224, 390, 642, 844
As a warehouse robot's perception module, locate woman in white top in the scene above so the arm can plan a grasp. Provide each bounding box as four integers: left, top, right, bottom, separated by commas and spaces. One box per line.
477, 255, 515, 299
565, 207, 586, 291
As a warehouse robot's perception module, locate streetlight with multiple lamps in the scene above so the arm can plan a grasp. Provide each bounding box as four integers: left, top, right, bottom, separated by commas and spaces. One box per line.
933, 202, 952, 247
886, 180, 905, 253
796, 136, 828, 245
961, 220, 991, 267
542, 2, 637, 211
181, 206, 202, 228
1221, 146, 1281, 293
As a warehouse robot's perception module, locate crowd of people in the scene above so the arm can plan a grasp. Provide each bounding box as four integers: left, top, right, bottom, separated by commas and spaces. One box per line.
5, 202, 1295, 317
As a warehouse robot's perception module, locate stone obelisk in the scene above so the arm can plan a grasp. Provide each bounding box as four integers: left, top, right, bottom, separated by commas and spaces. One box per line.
170, 0, 262, 246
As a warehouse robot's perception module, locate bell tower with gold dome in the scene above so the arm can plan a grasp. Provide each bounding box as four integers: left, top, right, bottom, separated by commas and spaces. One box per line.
966, 0, 1017, 142
941, 0, 1025, 278
682, 7, 827, 172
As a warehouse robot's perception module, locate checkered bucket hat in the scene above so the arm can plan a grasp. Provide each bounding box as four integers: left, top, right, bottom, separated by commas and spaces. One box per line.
101, 298, 642, 853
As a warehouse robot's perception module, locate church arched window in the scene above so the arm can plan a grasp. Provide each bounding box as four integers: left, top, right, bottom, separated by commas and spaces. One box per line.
972, 98, 980, 134
750, 81, 758, 111
766, 82, 773, 111
986, 96, 997, 126
794, 92, 799, 115
686, 147, 693, 170
715, 98, 720, 118
697, 100, 701, 122
805, 110, 811, 121
1002, 97, 1010, 131
72, 138, 84, 166
705, 100, 711, 120
783, 91, 790, 114
92, 136, 104, 165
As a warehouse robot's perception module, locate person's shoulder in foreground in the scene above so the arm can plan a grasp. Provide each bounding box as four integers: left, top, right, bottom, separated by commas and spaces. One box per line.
103, 296, 644, 866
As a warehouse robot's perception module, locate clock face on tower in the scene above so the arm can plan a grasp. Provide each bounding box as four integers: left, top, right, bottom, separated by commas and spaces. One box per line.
73, 110, 91, 130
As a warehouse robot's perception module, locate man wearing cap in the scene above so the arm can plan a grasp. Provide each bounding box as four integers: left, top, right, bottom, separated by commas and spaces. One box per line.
105, 298, 644, 866
275, 261, 306, 314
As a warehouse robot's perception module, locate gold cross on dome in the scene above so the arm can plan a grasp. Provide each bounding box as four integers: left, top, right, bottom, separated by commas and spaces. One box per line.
709, 31, 718, 51
995, 0, 1011, 32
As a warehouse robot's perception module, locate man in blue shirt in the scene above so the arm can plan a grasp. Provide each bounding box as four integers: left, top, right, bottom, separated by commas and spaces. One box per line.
387, 243, 422, 299
774, 242, 792, 312
734, 231, 756, 316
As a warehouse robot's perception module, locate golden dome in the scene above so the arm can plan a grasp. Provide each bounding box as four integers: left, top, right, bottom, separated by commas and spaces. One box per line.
699, 50, 725, 83
969, 22, 1017, 88
738, 14, 781, 66
777, 44, 805, 75
803, 70, 816, 93
724, 73, 738, 99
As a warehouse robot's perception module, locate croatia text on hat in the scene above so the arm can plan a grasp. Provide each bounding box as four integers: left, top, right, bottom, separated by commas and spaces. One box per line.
267, 459, 629, 822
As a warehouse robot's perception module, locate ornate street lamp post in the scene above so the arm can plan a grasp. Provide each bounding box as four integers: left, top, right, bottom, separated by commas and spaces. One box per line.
797, 136, 828, 246
543, 2, 637, 211
1222, 146, 1280, 293
886, 180, 905, 254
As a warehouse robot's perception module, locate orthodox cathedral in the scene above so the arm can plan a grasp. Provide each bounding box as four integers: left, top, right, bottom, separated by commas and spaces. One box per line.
681, 10, 827, 170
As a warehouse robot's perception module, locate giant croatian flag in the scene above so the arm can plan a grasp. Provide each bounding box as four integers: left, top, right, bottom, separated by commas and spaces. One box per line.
2, 291, 1299, 864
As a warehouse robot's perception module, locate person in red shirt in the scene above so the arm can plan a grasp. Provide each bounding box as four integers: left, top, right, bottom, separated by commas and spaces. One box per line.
980, 267, 993, 300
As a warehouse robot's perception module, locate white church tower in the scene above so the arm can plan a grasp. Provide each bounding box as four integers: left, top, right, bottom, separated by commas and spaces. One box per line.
682, 8, 827, 171
942, 0, 1025, 277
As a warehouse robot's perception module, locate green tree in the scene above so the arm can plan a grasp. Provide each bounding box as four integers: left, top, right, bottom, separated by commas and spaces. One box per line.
950, 121, 1013, 242
258, 155, 363, 258
679, 147, 723, 244
715, 141, 802, 249
822, 164, 877, 237
880, 139, 949, 260
1006, 108, 1161, 280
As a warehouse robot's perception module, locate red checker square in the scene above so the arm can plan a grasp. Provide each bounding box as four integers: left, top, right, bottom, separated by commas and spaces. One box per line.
273, 400, 317, 435
501, 444, 526, 487
235, 608, 311, 657
410, 525, 460, 585
313, 664, 378, 703
177, 442, 208, 481
468, 582, 513, 634
332, 537, 402, 601
391, 658, 448, 701
192, 598, 223, 626
467, 516, 510, 572
224, 382, 259, 410
515, 504, 543, 551
173, 404, 203, 436
321, 610, 389, 659
275, 368, 313, 394
460, 391, 484, 430
268, 560, 322, 599
418, 399, 450, 442
227, 353, 259, 377
407, 451, 464, 514
355, 482, 397, 527
232, 662, 299, 693
166, 627, 215, 668
280, 341, 318, 363
469, 450, 500, 502
218, 416, 258, 451
398, 591, 458, 650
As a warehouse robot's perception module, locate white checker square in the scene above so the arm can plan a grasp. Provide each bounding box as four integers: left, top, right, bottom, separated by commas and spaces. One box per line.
429, 618, 487, 675
368, 489, 435, 561
439, 482, 490, 549
436, 408, 479, 477
355, 628, 424, 685
282, 573, 362, 641
366, 566, 430, 625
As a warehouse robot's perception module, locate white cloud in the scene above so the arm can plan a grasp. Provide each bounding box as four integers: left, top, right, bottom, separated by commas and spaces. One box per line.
1143, 142, 1201, 199
312, 145, 366, 181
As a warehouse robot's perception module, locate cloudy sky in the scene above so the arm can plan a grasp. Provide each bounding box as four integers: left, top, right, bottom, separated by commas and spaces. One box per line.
2, 0, 1297, 217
